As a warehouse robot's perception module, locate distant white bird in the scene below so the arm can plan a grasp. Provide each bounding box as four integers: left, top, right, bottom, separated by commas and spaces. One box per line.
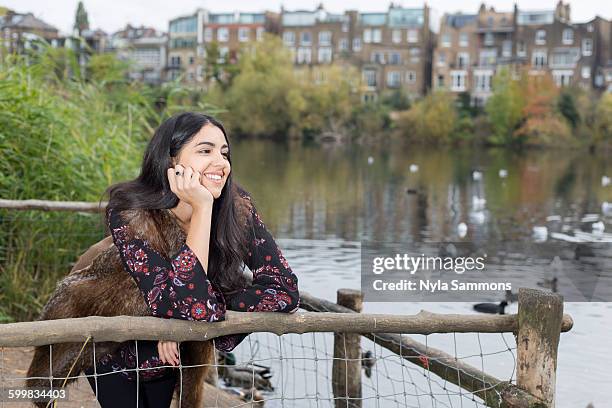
592, 221, 605, 233
498, 169, 508, 178
472, 170, 483, 181
532, 226, 548, 242
367, 156, 374, 165
472, 196, 486, 210
409, 164, 419, 173
457, 222, 468, 238
602, 176, 611, 187
469, 211, 486, 224
603, 202, 612, 215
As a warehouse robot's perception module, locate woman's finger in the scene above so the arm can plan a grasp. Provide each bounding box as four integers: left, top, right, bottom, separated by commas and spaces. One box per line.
158, 341, 166, 364
162, 341, 177, 366
183, 166, 194, 182
173, 342, 180, 365
175, 165, 185, 192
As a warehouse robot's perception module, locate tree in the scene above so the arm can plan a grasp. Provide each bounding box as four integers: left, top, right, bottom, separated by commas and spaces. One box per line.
73, 1, 89, 36
396, 90, 457, 144
594, 92, 612, 144
218, 35, 305, 138
485, 67, 527, 145
514, 72, 572, 146
557, 89, 580, 129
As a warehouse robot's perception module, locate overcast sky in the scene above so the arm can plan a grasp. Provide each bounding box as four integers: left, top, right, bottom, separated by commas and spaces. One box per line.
2, 0, 610, 35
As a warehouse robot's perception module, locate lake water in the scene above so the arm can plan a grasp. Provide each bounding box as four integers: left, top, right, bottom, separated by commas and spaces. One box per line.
227, 139, 612, 408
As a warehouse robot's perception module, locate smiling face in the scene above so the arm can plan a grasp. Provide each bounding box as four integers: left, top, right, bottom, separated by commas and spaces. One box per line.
172, 123, 231, 199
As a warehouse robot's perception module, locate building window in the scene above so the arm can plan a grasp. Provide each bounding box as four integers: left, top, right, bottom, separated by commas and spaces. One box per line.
372, 28, 382, 43
353, 37, 362, 51
339, 38, 348, 51
551, 48, 580, 68
318, 47, 332, 63
170, 55, 181, 67
479, 49, 497, 67
484, 32, 494, 46
256, 27, 264, 41
437, 51, 446, 66
459, 33, 469, 47
517, 40, 526, 57
387, 71, 401, 88
204, 27, 213, 42
562, 28, 573, 45
217, 27, 229, 42
581, 66, 591, 79
392, 29, 402, 44
437, 74, 444, 87
457, 52, 469, 69
502, 40, 512, 57
342, 22, 349, 33
283, 31, 295, 46
300, 31, 312, 45
535, 29, 546, 45
441, 33, 451, 47
582, 38, 593, 56
297, 47, 312, 64
407, 29, 418, 43
474, 71, 493, 92
552, 70, 573, 86
450, 70, 467, 91
238, 27, 250, 42
410, 47, 420, 63
188, 55, 195, 65
363, 69, 377, 87
371, 51, 385, 64
532, 49, 547, 68
389, 52, 401, 65
363, 29, 372, 43
587, 24, 594, 32
406, 70, 416, 83
319, 31, 332, 46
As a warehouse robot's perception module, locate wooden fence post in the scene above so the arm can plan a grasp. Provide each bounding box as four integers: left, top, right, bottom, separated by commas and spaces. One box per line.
517, 288, 564, 407
332, 289, 363, 408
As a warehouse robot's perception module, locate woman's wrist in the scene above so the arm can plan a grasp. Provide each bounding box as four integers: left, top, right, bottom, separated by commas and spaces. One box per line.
191, 200, 213, 215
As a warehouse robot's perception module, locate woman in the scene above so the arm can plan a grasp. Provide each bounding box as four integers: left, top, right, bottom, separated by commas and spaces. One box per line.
26, 112, 300, 407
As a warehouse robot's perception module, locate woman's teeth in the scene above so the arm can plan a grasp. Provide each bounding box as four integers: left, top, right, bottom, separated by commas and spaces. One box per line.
205, 174, 222, 180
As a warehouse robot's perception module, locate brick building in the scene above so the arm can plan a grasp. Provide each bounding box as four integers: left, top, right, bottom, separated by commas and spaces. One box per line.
433, 1, 612, 105
281, 3, 432, 100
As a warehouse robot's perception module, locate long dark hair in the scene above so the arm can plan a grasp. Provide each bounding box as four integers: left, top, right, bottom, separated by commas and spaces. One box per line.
101, 112, 249, 293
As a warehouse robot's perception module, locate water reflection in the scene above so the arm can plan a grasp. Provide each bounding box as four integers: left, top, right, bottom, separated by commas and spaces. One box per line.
233, 140, 611, 244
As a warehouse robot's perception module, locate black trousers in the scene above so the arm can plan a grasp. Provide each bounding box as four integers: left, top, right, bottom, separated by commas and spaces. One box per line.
84, 364, 177, 408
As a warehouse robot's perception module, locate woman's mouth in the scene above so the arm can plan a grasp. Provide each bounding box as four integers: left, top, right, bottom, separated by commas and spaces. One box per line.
203, 172, 224, 184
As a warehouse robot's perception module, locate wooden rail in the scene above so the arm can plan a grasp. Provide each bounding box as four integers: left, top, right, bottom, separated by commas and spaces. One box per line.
0, 198, 107, 212
0, 306, 573, 348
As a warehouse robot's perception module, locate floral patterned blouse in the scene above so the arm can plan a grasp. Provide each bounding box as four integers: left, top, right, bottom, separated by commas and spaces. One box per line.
98, 195, 300, 382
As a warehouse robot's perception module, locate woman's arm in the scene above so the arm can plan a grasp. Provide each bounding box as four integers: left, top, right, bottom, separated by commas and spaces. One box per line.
214, 196, 300, 352
106, 207, 227, 322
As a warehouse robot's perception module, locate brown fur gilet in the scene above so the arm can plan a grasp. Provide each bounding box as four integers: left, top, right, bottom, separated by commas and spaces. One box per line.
26, 190, 253, 407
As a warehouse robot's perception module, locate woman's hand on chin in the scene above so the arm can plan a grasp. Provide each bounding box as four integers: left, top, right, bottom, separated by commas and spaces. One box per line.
168, 164, 214, 210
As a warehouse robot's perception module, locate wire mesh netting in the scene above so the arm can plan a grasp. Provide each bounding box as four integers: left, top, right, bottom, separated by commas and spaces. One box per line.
1, 328, 519, 408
